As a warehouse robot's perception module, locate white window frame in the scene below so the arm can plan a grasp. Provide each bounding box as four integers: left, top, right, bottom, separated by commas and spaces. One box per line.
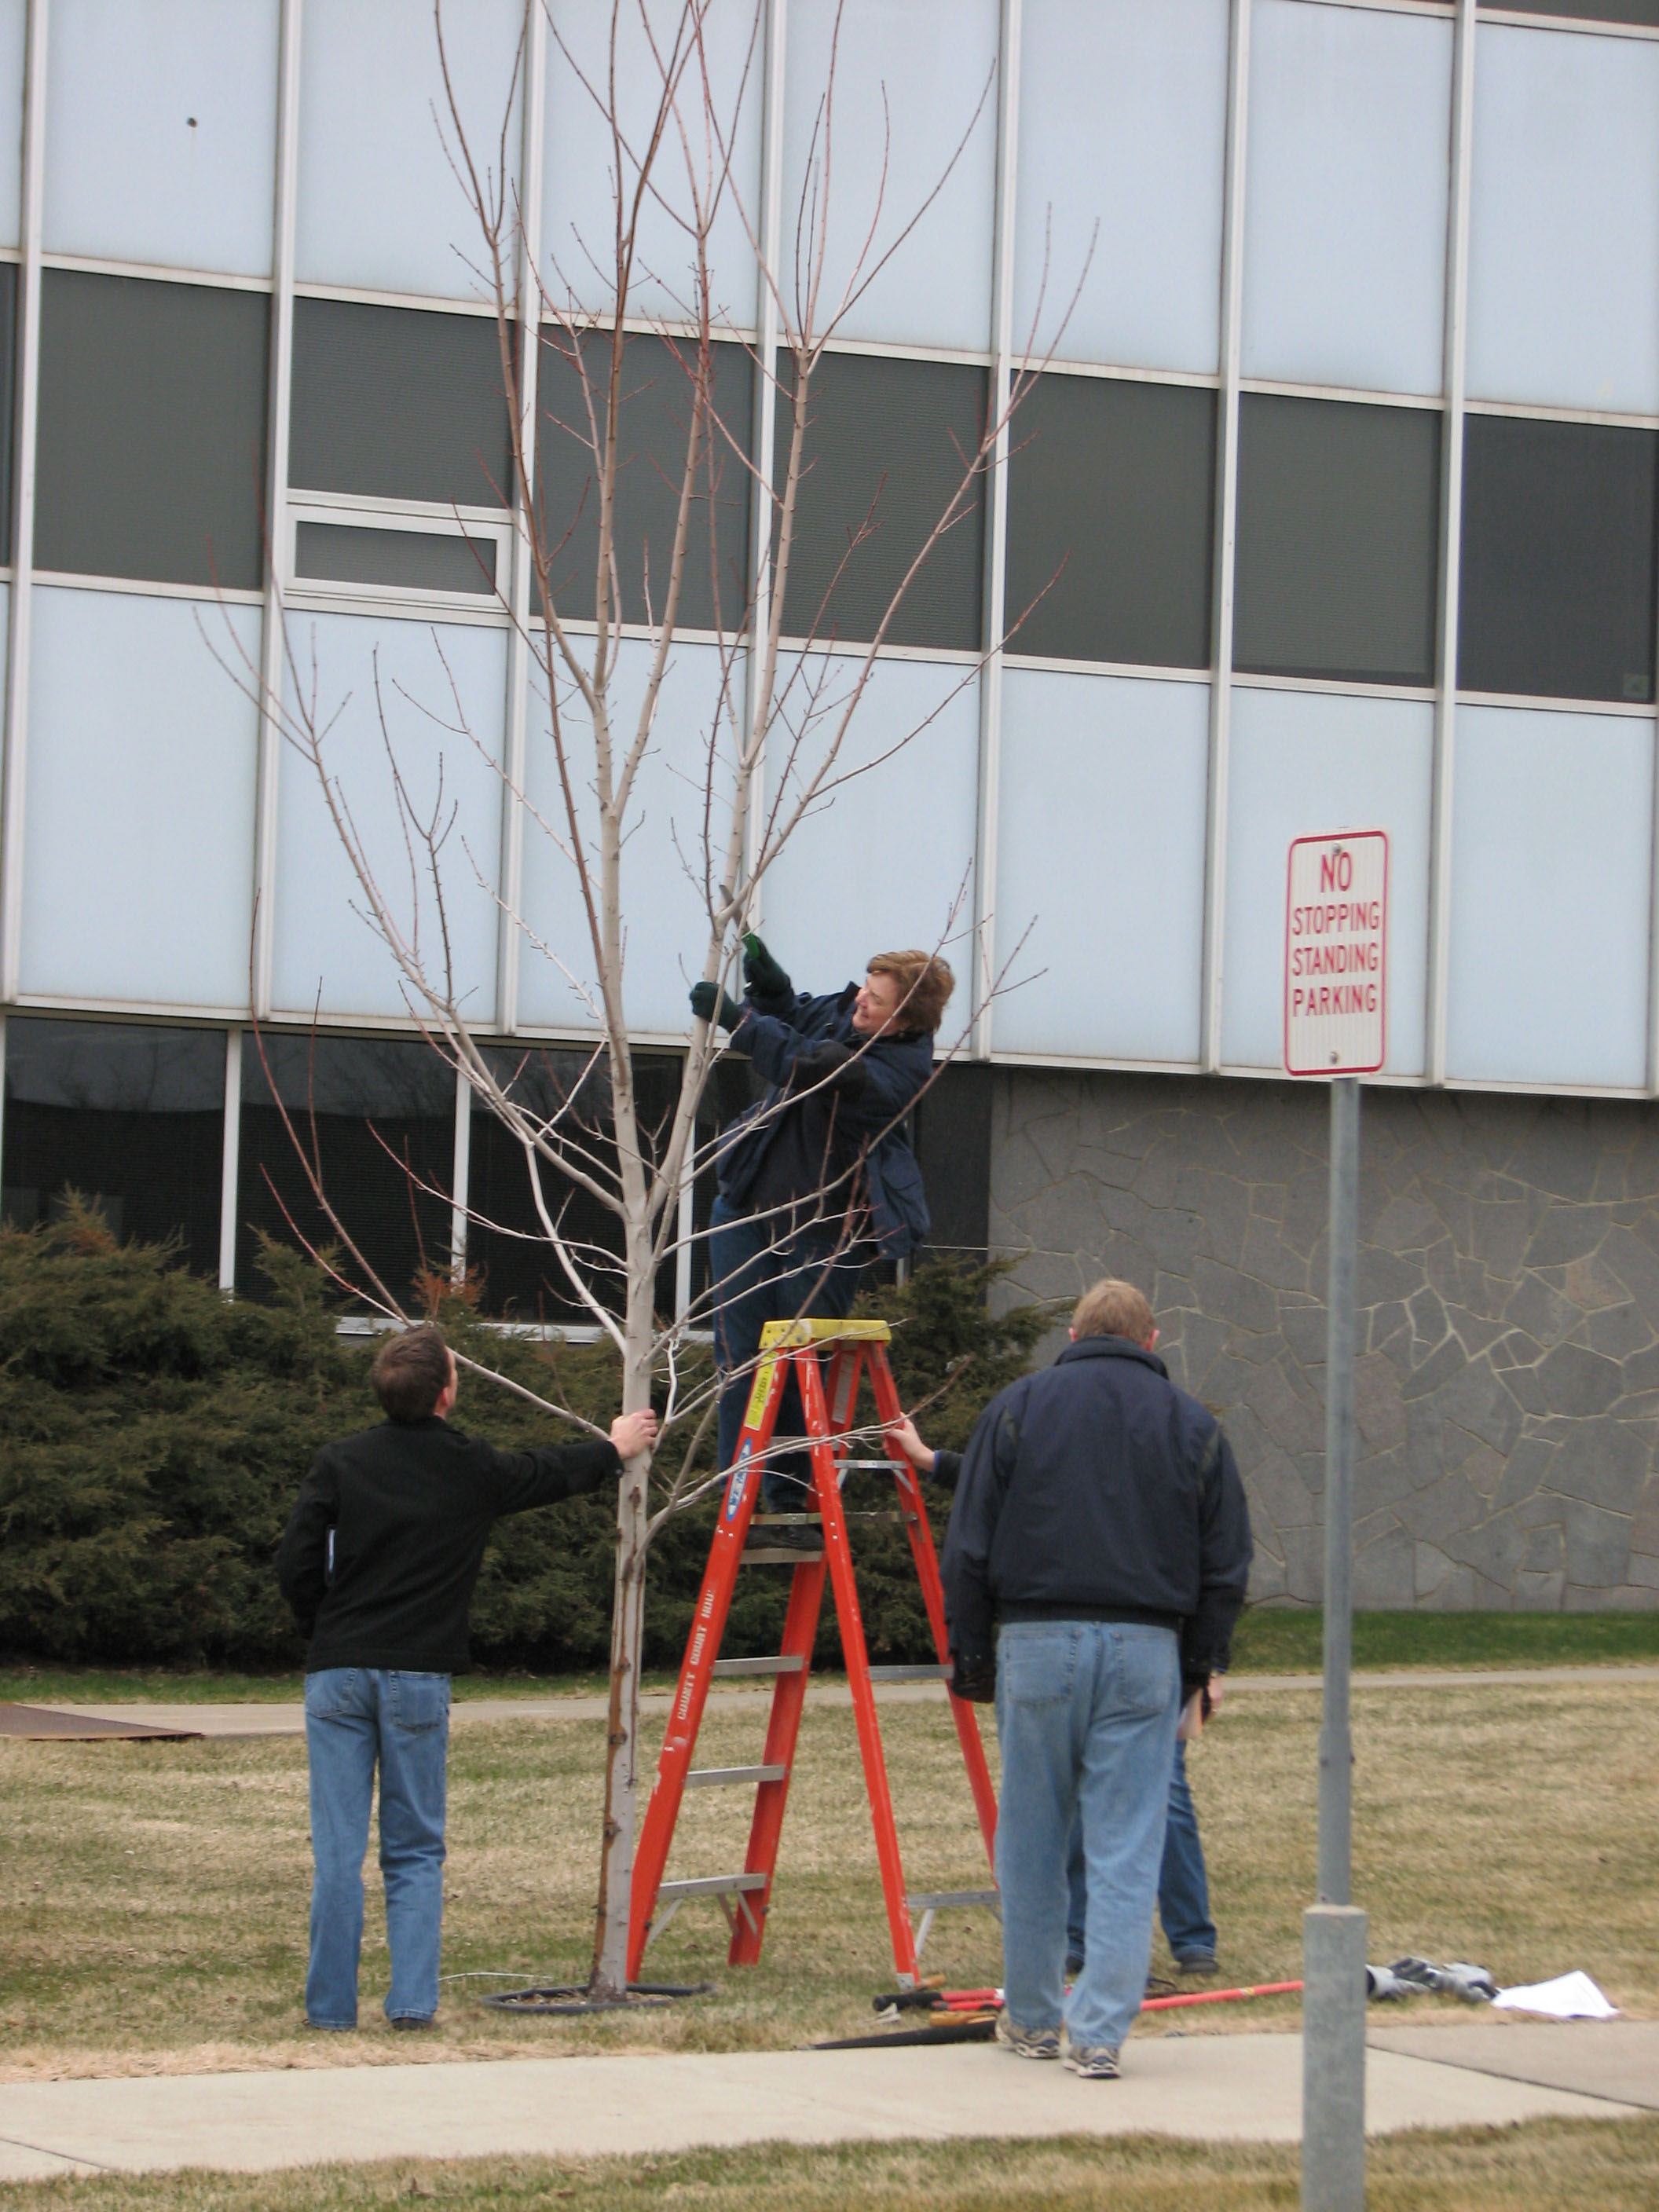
283, 489, 513, 620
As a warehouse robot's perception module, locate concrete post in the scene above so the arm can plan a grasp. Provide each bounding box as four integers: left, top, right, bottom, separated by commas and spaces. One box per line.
1302, 1903, 1368, 2212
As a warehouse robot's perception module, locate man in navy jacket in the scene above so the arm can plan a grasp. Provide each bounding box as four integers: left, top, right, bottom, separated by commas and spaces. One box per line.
941, 1278, 1251, 2078
691, 936, 950, 1524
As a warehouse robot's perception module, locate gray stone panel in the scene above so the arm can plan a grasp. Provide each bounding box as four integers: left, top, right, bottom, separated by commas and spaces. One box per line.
989, 1071, 1659, 1610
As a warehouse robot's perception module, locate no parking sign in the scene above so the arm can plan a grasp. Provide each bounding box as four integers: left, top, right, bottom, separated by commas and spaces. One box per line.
1283, 830, 1388, 1076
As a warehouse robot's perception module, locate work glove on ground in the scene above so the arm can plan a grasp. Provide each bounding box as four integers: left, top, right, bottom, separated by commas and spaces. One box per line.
950, 1649, 996, 1703
690, 980, 744, 1031
742, 931, 793, 999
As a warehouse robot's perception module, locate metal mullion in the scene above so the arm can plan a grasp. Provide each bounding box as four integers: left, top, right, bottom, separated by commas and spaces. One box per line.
742, 0, 787, 908
218, 1027, 243, 1291
497, 0, 544, 1039
0, 0, 46, 1006
251, 0, 302, 1023
1426, 0, 1475, 1088
450, 1057, 472, 1281
1199, 0, 1251, 1075
969, 0, 1020, 1063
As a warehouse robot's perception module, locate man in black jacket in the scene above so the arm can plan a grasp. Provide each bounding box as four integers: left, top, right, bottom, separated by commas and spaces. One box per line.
940, 1279, 1251, 2079
276, 1324, 657, 2032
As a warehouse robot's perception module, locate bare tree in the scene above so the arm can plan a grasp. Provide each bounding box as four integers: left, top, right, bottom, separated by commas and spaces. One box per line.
218, 0, 1057, 2000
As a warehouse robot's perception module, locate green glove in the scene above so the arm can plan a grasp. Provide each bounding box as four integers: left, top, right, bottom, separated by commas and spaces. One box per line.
742, 931, 793, 1000
690, 980, 744, 1030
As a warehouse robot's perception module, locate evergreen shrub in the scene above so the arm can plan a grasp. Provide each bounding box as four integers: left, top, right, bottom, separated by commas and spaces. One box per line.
0, 1207, 1049, 1672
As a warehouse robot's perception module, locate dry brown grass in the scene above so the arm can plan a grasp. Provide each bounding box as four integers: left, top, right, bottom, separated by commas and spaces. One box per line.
4, 2120, 1659, 2212
2, 1680, 1654, 2078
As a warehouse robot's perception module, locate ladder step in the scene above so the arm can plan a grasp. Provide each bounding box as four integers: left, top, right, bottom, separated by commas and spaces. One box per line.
686, 1763, 788, 1789
657, 1872, 769, 1900
867, 1664, 951, 1683
711, 1654, 805, 1677
906, 1889, 1001, 1912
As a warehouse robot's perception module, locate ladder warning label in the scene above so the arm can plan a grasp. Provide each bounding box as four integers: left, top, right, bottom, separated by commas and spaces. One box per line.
1284, 831, 1388, 1077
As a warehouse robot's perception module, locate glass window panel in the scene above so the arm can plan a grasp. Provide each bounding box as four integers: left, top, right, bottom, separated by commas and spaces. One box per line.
0, 0, 26, 248
781, 0, 999, 352
1219, 687, 1433, 1077
776, 351, 987, 651
1015, 0, 1229, 375
0, 264, 16, 560
760, 656, 980, 1005
1242, 0, 1451, 397
289, 298, 511, 510
537, 332, 753, 633
1459, 415, 1658, 705
1447, 705, 1652, 1088
2, 1019, 224, 1271
295, 522, 496, 596
35, 271, 269, 589
541, 0, 762, 328
20, 588, 260, 1009
1004, 375, 1214, 668
467, 1046, 679, 1320
44, 0, 280, 277
271, 616, 507, 1020
236, 1031, 456, 1304
1233, 394, 1440, 687
994, 668, 1208, 1064
516, 638, 742, 1037
295, 0, 522, 300
1467, 23, 1659, 416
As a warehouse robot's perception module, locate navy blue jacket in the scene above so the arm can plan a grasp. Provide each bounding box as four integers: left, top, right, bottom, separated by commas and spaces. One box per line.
715, 980, 933, 1258
940, 1335, 1252, 1690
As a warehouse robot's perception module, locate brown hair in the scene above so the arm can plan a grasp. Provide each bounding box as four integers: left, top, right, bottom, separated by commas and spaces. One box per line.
372, 1324, 453, 1423
1071, 1278, 1155, 1346
866, 950, 955, 1035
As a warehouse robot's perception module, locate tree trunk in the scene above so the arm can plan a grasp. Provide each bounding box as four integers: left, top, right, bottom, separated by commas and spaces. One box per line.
588, 1241, 657, 1997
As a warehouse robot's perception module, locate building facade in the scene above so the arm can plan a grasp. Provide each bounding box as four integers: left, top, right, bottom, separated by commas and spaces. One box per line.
2, 0, 1657, 1607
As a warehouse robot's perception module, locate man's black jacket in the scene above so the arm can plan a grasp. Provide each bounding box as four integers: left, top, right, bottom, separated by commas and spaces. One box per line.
276, 1419, 620, 1675
939, 1335, 1252, 1692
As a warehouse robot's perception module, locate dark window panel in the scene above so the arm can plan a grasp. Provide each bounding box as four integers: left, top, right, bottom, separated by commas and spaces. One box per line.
536, 331, 753, 634
0, 262, 16, 563
1459, 414, 1659, 705
1234, 394, 1440, 687
2, 1018, 223, 1273
290, 297, 511, 509
776, 351, 988, 653
236, 1034, 456, 1306
1478, 2, 1659, 21
295, 520, 497, 595
911, 1060, 991, 1262
467, 1047, 682, 1320
1005, 374, 1214, 668
35, 271, 269, 589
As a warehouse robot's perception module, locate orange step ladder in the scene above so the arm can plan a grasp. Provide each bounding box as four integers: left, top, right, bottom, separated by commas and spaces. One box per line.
628, 1318, 998, 1987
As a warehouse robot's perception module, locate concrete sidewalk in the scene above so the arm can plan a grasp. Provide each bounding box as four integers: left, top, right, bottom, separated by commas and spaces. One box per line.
0, 2027, 1649, 2181
18, 1663, 1659, 1740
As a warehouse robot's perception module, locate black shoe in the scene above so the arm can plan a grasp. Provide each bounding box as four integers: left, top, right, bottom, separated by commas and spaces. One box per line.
390, 2014, 434, 2031
745, 1520, 822, 1552
1175, 1954, 1218, 1978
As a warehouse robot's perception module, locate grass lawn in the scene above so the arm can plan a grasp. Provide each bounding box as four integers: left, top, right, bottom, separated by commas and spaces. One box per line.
4, 1605, 1657, 1712
3, 1675, 1655, 2080
1, 2120, 1658, 2212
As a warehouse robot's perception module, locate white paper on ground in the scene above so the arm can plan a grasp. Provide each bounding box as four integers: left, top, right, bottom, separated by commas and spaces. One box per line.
1492, 1970, 1619, 2019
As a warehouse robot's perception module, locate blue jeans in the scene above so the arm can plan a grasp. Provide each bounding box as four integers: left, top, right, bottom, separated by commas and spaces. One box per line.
303, 1668, 451, 2028
1066, 1737, 1216, 1966
994, 1620, 1180, 2055
710, 1194, 866, 1504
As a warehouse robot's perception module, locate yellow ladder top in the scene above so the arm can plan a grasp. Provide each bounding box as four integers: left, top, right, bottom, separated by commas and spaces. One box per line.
756, 1317, 893, 1348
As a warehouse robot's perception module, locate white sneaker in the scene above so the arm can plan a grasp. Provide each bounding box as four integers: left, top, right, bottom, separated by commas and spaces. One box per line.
1060, 2027, 1120, 2078
995, 2010, 1062, 2060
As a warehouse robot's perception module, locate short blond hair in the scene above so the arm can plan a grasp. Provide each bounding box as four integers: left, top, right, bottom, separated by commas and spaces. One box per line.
1071, 1278, 1155, 1346
866, 950, 954, 1035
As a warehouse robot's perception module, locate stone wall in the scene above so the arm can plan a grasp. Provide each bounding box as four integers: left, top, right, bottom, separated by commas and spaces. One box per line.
987, 1069, 1659, 1610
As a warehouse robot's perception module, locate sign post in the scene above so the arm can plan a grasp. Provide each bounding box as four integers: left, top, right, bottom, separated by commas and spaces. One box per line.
1284, 830, 1387, 2212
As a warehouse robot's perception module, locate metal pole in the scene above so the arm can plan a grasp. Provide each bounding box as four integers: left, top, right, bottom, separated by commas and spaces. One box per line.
1304, 1073, 1365, 2212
